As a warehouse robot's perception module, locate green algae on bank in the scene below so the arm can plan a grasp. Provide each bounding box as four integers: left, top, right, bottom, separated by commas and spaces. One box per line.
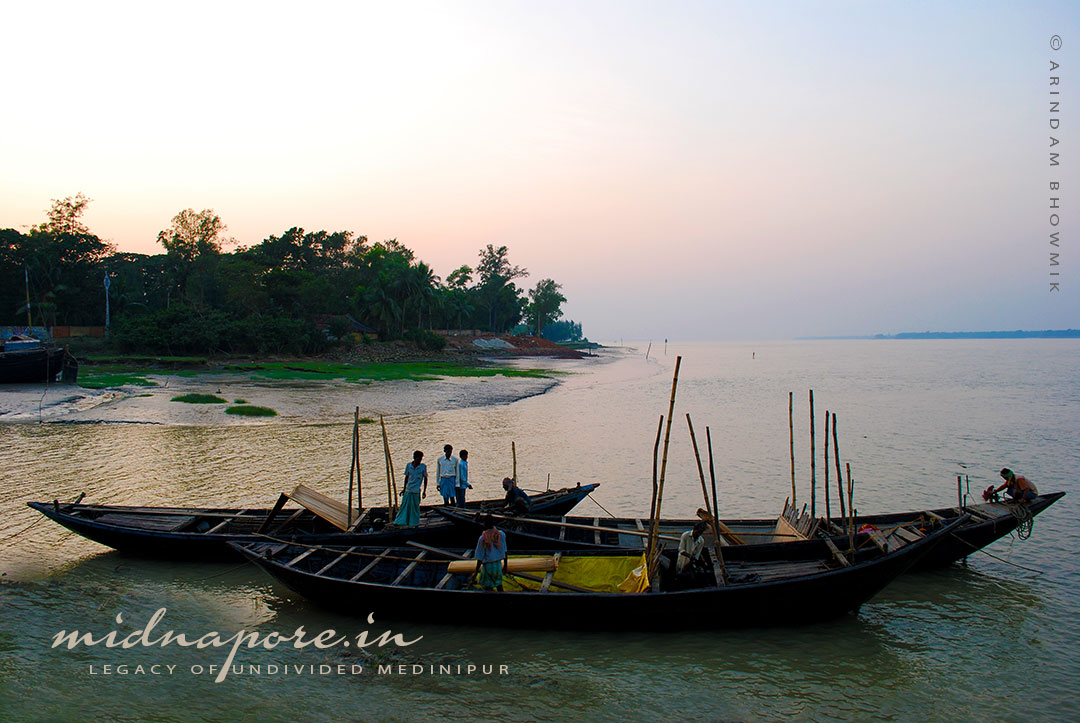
225, 405, 278, 417
170, 393, 227, 404
77, 366, 157, 389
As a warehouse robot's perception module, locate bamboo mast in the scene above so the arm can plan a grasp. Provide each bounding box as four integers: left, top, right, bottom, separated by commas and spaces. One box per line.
646, 356, 681, 572
809, 389, 816, 519
706, 426, 719, 525
789, 392, 796, 505
512, 441, 517, 483
648, 414, 663, 525
687, 414, 726, 583
832, 412, 846, 525
380, 415, 398, 517
348, 408, 356, 529
846, 462, 855, 550
823, 409, 831, 522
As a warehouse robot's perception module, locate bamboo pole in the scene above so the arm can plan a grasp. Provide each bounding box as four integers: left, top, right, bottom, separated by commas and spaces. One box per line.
648, 414, 663, 526
809, 389, 816, 519
647, 356, 681, 572
355, 410, 363, 512
823, 409, 831, 522
846, 461, 855, 551
706, 426, 719, 526
512, 441, 517, 483
832, 412, 846, 525
789, 392, 796, 505
348, 407, 357, 529
686, 414, 726, 583
380, 415, 398, 517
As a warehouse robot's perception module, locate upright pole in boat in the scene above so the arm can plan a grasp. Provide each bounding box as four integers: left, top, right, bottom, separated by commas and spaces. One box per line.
957, 475, 963, 509
823, 409, 831, 522
24, 266, 33, 329
380, 415, 398, 517
647, 356, 681, 576
809, 390, 816, 519
687, 414, 726, 583
355, 407, 363, 511
649, 415, 663, 526
706, 426, 719, 526
832, 413, 846, 526
512, 441, 517, 483
846, 462, 855, 551
789, 392, 796, 506
348, 407, 357, 528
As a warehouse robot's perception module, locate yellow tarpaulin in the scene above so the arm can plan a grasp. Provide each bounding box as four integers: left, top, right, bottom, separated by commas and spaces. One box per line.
502, 554, 649, 594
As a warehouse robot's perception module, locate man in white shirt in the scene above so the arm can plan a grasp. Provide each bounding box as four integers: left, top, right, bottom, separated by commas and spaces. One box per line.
435, 444, 459, 505
455, 449, 473, 508
676, 522, 707, 575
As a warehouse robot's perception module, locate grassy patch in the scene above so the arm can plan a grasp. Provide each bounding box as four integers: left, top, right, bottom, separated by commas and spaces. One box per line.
78, 370, 156, 389
226, 405, 278, 417
234, 398, 248, 404
171, 393, 227, 404
241, 361, 554, 383
359, 417, 375, 424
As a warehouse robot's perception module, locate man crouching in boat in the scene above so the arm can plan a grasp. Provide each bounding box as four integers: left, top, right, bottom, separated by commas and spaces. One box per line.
502, 477, 532, 516
992, 468, 1038, 504
475, 515, 507, 591
677, 522, 708, 577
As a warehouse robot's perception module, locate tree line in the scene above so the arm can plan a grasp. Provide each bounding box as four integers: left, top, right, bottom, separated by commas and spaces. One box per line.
1, 195, 581, 355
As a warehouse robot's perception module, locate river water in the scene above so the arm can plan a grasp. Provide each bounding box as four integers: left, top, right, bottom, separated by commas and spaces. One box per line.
1, 340, 1077, 721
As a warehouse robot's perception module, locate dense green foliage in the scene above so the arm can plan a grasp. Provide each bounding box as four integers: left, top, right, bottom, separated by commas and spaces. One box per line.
2, 196, 583, 352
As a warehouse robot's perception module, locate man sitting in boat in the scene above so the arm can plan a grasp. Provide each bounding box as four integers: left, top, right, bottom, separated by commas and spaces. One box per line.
677, 522, 708, 576
474, 515, 508, 591
502, 477, 532, 515
993, 468, 1038, 503
393, 451, 428, 526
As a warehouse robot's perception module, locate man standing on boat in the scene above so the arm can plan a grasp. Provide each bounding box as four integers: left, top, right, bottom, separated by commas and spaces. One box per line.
455, 449, 473, 508
436, 445, 459, 505
474, 515, 507, 591
393, 451, 428, 526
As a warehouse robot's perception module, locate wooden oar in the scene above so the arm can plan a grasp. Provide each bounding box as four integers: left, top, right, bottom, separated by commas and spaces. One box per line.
405, 541, 596, 593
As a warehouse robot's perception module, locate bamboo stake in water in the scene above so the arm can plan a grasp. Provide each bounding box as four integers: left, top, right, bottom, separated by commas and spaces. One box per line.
687, 414, 726, 583
380, 415, 398, 517
649, 414, 664, 526
647, 356, 682, 572
789, 392, 796, 506
846, 462, 855, 551
823, 409, 831, 522
809, 389, 816, 519
832, 412, 846, 525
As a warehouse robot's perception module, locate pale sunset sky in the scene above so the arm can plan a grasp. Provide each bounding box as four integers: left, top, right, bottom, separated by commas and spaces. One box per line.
3, 1, 1077, 339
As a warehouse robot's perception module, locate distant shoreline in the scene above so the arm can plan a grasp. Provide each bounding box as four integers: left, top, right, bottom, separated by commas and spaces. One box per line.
798, 329, 1080, 340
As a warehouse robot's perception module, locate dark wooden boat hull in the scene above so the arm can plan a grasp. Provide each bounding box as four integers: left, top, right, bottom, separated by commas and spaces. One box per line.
231, 518, 963, 631
25, 484, 599, 561
0, 346, 75, 383
434, 492, 1065, 571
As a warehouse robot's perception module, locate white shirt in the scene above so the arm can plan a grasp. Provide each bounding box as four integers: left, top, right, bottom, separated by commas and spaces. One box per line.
436, 455, 459, 481
677, 530, 706, 573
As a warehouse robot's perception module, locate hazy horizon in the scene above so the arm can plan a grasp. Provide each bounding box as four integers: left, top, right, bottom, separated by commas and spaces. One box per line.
3, 1, 1077, 340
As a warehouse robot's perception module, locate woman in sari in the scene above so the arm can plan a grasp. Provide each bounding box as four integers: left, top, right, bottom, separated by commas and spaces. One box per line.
393, 451, 427, 526
474, 515, 507, 591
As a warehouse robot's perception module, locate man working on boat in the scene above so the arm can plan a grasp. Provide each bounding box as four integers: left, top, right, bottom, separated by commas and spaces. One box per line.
992, 468, 1038, 503
436, 445, 459, 505
474, 515, 508, 591
676, 522, 708, 576
393, 451, 428, 526
455, 449, 473, 508
502, 477, 532, 515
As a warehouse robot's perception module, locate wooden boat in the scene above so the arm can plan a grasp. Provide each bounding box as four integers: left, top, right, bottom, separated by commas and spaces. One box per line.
0, 337, 78, 384
433, 491, 1065, 571
25, 483, 599, 560
229, 515, 967, 630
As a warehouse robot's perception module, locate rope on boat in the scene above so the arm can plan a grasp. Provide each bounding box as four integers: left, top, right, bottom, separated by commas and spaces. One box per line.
1010, 503, 1034, 541
947, 532, 1044, 574
0, 515, 45, 543
586, 495, 617, 518
191, 561, 258, 581
252, 533, 450, 565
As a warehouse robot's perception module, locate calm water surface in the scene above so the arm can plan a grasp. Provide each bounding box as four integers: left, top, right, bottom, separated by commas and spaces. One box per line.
1, 340, 1077, 721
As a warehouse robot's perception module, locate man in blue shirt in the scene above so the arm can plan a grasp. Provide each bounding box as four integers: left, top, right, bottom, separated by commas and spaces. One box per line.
502, 477, 532, 515
455, 449, 473, 508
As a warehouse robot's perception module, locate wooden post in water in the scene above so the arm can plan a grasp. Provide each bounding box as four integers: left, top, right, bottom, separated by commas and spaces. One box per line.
687, 414, 726, 583
647, 356, 681, 574
648, 414, 664, 526
957, 475, 963, 509
823, 409, 831, 522
832, 412, 846, 526
706, 426, 719, 525
789, 392, 796, 506
809, 389, 816, 519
